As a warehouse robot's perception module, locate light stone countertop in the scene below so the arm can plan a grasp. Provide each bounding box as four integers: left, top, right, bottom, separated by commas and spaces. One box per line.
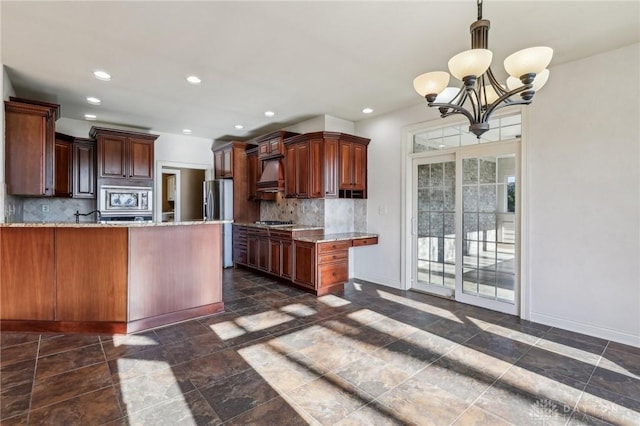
1, 220, 232, 228
294, 232, 379, 243
233, 222, 324, 232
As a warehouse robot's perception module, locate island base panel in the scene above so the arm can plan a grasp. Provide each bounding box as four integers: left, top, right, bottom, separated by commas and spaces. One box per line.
126, 302, 224, 334
0, 320, 127, 334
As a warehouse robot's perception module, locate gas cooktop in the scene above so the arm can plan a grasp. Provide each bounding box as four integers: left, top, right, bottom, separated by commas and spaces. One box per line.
254, 220, 294, 226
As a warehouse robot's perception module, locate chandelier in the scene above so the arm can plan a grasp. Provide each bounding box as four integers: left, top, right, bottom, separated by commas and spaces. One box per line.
413, 0, 553, 138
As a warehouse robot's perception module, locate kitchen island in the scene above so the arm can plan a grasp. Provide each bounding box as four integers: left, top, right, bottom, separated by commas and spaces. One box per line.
0, 221, 227, 334
233, 223, 378, 295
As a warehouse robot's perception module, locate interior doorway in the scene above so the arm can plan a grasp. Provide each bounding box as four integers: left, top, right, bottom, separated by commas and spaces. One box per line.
155, 161, 209, 223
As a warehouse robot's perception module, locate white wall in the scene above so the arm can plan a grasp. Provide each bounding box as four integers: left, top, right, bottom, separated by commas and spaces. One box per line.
354, 103, 440, 288
527, 43, 640, 346
56, 117, 214, 172
354, 43, 640, 346
285, 114, 355, 134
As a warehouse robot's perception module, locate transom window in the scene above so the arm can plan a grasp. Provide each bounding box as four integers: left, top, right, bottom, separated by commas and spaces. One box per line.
412, 113, 521, 153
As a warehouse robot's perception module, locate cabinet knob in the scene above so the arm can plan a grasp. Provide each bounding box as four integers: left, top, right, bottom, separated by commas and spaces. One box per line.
332, 255, 337, 259
332, 272, 337, 277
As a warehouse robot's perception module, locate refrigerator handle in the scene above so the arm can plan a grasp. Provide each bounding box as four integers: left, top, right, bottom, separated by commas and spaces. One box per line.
203, 184, 208, 220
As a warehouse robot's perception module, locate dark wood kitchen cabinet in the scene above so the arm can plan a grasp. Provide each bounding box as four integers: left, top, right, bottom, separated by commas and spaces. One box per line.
72, 137, 96, 198
254, 130, 299, 160
90, 127, 157, 186
233, 224, 248, 266
4, 97, 60, 196
54, 133, 73, 197
339, 139, 367, 194
213, 141, 261, 222
292, 241, 316, 289
213, 145, 233, 178
284, 135, 324, 199
283, 132, 369, 199
54, 133, 96, 199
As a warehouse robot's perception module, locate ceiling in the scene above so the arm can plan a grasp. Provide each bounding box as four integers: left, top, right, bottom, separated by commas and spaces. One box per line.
2, 1, 638, 142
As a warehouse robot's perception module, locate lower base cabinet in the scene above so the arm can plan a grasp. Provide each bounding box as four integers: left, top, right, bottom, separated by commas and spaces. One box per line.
292, 241, 315, 289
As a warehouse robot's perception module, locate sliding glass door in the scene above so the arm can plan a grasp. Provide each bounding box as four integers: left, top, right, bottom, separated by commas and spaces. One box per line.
411, 144, 520, 314
412, 155, 456, 297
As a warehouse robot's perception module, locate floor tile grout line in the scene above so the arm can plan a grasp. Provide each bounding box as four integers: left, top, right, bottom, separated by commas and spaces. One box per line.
99, 334, 126, 420
570, 340, 609, 421
24, 333, 43, 425
448, 332, 544, 426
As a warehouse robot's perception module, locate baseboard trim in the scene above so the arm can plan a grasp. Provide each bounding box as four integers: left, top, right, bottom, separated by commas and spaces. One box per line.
352, 274, 403, 290
0, 320, 127, 334
127, 302, 225, 333
530, 311, 640, 348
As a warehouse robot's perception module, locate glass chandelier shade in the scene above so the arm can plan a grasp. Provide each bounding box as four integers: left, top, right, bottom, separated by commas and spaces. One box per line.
413, 0, 553, 137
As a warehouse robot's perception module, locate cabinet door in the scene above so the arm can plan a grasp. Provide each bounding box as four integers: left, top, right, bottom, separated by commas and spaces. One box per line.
281, 240, 293, 279
247, 235, 259, 267
247, 152, 259, 200
0, 228, 55, 320
222, 148, 233, 177
258, 237, 270, 271
309, 138, 323, 198
293, 241, 315, 288
352, 143, 366, 191
4, 103, 55, 196
73, 142, 96, 198
269, 239, 281, 275
295, 143, 310, 198
214, 150, 224, 179
284, 144, 297, 198
54, 139, 73, 197
323, 138, 339, 198
129, 137, 154, 180
99, 135, 127, 179
339, 141, 353, 189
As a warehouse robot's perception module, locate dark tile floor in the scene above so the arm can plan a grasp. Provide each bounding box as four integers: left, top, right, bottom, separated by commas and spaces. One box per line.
1, 268, 639, 425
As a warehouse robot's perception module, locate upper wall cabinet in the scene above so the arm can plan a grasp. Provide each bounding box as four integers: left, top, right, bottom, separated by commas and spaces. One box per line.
4, 97, 60, 196
254, 130, 299, 160
53, 133, 97, 199
211, 141, 261, 223
90, 127, 158, 186
283, 132, 370, 199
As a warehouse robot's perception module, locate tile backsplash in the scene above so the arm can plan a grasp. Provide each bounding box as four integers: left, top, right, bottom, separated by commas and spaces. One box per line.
23, 198, 97, 223
261, 194, 367, 233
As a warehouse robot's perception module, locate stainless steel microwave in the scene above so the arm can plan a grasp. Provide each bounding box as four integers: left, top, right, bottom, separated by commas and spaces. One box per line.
99, 185, 153, 216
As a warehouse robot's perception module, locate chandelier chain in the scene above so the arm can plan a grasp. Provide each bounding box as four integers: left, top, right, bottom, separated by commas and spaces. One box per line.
477, 0, 483, 20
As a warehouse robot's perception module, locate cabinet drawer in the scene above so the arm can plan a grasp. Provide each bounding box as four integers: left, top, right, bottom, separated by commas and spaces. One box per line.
318, 250, 348, 264
269, 230, 292, 240
317, 240, 351, 253
352, 237, 378, 247
318, 262, 348, 287
233, 249, 247, 265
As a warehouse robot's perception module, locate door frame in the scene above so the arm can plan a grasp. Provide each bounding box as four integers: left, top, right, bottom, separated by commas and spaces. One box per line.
155, 160, 210, 223
401, 109, 531, 318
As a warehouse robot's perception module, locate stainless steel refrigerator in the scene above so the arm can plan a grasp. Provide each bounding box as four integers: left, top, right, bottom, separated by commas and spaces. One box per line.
203, 180, 233, 267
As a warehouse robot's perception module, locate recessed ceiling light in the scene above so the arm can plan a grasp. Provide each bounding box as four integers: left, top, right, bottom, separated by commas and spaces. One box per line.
93, 71, 111, 81
264, 111, 275, 117
86, 96, 101, 105
438, 144, 446, 148
186, 75, 201, 85
84, 114, 97, 120
182, 129, 192, 135
362, 107, 374, 114
234, 124, 244, 130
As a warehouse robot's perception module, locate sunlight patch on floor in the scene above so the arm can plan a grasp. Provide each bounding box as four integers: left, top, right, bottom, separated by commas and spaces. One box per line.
111, 334, 160, 347
375, 290, 464, 324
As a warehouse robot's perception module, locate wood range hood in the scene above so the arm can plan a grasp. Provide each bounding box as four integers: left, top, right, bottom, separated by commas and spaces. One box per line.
256, 157, 284, 192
